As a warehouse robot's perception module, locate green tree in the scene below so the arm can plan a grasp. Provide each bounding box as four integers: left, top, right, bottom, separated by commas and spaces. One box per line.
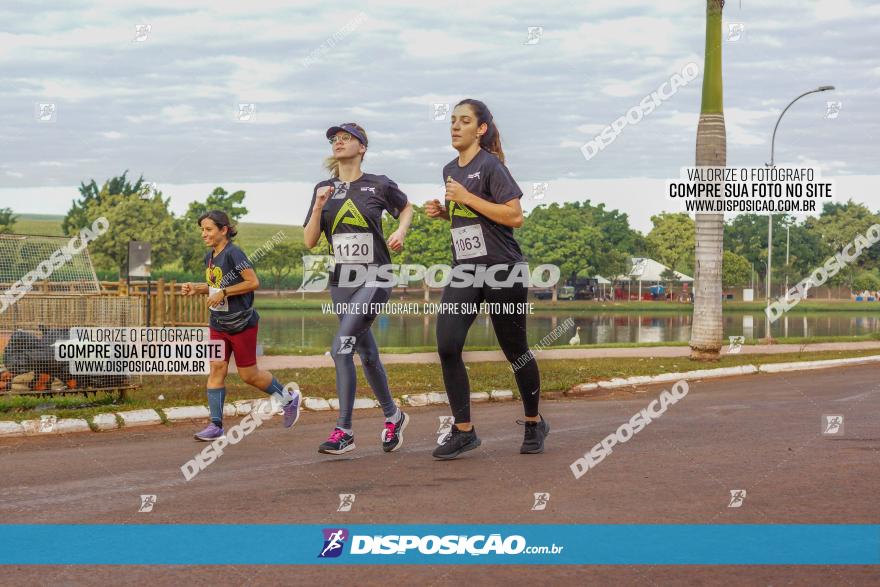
597, 250, 631, 283
722, 250, 751, 288
177, 187, 250, 273
810, 200, 879, 253
0, 207, 17, 234
646, 212, 695, 274
574, 200, 644, 277
381, 205, 450, 298
724, 213, 772, 271
805, 200, 880, 289
260, 241, 306, 295
63, 170, 145, 235
84, 189, 178, 274
183, 187, 249, 224
384, 205, 450, 268
852, 270, 880, 293
518, 202, 604, 300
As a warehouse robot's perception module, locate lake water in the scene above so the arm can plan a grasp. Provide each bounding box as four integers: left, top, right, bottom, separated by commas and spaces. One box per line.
254, 309, 880, 351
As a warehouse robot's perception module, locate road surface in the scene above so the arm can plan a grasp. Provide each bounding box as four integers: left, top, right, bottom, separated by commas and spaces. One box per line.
2, 364, 878, 585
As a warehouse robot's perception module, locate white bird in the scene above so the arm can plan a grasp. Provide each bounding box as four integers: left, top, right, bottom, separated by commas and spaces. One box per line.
569, 326, 581, 346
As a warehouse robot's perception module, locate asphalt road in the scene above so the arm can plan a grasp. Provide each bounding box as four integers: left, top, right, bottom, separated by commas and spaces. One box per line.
2, 364, 878, 585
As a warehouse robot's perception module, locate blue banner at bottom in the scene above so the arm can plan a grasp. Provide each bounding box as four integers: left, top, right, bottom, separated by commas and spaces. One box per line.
0, 525, 877, 565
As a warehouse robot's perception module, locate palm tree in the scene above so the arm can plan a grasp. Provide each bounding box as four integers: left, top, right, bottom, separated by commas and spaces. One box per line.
690, 0, 726, 360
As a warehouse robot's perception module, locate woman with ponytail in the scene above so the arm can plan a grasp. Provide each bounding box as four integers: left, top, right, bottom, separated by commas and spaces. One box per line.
182, 210, 302, 441
425, 99, 548, 460
304, 122, 414, 455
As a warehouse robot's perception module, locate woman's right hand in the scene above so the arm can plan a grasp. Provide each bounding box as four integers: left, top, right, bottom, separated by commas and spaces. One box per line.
314, 186, 334, 210
181, 282, 195, 296
425, 198, 447, 219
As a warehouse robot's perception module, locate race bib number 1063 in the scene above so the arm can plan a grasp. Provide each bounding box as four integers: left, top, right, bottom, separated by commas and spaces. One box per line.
451, 224, 487, 260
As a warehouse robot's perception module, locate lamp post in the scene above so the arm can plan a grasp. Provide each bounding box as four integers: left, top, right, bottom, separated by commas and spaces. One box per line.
785, 222, 790, 297
764, 85, 835, 341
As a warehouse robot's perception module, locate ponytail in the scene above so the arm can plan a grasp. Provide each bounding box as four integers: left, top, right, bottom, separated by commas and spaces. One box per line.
323, 122, 368, 177
323, 157, 340, 178
456, 98, 505, 164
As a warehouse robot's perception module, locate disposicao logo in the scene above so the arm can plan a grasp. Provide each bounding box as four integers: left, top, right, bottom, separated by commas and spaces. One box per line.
318, 528, 349, 558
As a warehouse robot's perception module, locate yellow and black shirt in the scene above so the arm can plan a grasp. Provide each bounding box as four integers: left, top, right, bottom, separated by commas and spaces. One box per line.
303, 173, 408, 286
203, 242, 259, 330
442, 149, 525, 267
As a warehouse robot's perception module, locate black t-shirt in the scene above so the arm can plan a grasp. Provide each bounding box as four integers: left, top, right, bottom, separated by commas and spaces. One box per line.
303, 173, 409, 286
203, 242, 259, 330
442, 149, 525, 266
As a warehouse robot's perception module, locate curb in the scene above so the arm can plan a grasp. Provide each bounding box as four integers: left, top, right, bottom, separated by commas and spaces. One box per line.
757, 355, 880, 373
0, 388, 513, 437
117, 409, 162, 428
162, 406, 210, 421
3, 354, 878, 438
565, 357, 878, 396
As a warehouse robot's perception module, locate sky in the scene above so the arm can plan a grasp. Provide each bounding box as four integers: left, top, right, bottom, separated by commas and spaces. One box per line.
0, 0, 877, 233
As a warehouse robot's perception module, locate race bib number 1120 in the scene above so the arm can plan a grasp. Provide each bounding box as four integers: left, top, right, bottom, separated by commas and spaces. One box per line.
333, 232, 374, 263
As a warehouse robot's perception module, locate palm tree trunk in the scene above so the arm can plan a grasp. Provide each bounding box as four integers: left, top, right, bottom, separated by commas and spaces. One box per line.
690, 0, 726, 361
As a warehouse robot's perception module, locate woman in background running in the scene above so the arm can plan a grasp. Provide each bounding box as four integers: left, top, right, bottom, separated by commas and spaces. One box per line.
304, 122, 414, 455
425, 99, 548, 460
182, 210, 301, 440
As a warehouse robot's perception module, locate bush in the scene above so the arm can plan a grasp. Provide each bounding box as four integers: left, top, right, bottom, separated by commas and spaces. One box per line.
852, 270, 880, 293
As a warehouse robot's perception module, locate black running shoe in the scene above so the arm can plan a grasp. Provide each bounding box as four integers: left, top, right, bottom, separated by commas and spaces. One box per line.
432, 424, 481, 460
382, 411, 410, 453
318, 428, 356, 455
518, 414, 549, 454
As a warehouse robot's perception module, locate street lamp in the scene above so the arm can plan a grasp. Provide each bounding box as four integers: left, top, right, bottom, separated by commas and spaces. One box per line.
767, 86, 835, 169
763, 85, 835, 341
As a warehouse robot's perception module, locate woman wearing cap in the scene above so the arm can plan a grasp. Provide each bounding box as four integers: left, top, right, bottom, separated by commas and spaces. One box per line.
304, 122, 414, 455
425, 99, 548, 460
182, 210, 302, 441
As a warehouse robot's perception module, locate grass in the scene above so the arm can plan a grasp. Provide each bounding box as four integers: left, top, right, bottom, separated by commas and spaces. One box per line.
3, 347, 879, 423
231, 223, 304, 256
10, 214, 66, 237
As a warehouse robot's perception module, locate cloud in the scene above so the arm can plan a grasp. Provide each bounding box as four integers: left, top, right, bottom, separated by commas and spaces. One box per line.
723, 107, 776, 147
0, 0, 874, 231
396, 29, 491, 58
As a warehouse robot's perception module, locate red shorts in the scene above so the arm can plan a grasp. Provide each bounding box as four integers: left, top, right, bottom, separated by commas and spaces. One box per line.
209, 324, 259, 368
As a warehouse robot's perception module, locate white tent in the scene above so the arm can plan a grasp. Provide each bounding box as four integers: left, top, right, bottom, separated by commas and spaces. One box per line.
626, 258, 693, 282
614, 258, 694, 300
593, 275, 611, 298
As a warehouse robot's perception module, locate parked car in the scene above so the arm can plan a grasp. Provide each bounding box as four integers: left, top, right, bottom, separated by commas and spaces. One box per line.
533, 286, 575, 300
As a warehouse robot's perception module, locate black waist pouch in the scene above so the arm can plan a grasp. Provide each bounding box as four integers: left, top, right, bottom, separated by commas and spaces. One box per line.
211, 307, 255, 333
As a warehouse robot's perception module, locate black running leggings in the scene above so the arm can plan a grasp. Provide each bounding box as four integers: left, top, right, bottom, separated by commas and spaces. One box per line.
435, 264, 540, 423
